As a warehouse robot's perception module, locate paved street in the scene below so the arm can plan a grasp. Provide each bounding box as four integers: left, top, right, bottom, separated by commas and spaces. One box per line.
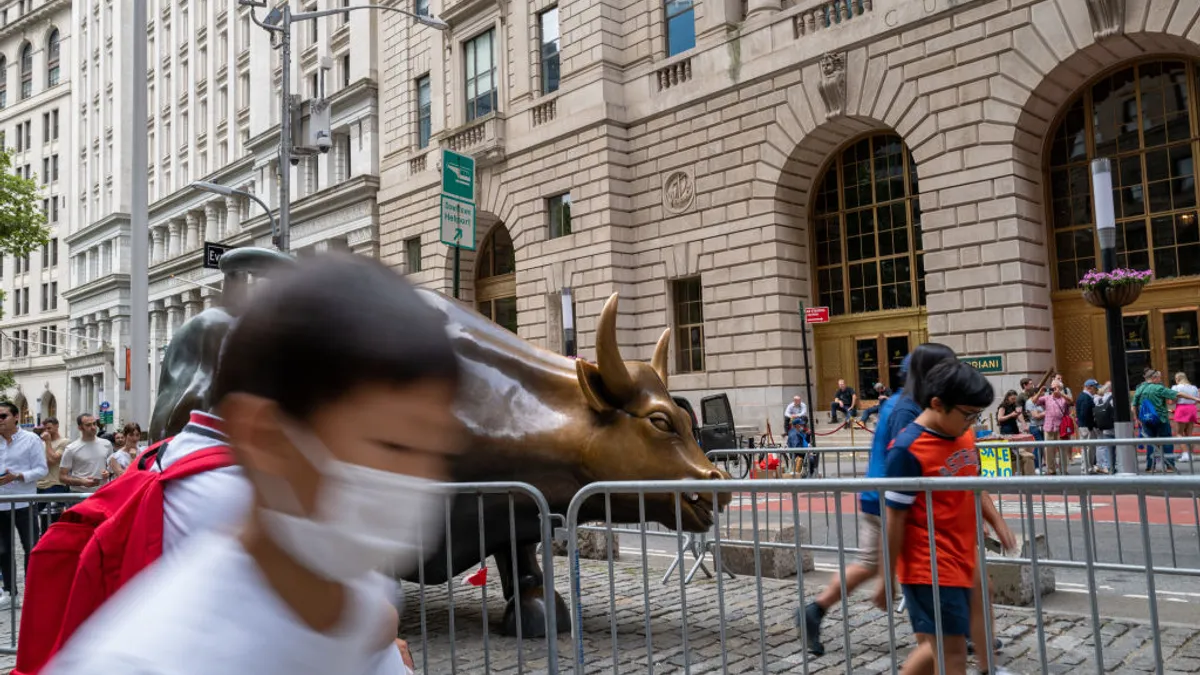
398, 555, 1200, 674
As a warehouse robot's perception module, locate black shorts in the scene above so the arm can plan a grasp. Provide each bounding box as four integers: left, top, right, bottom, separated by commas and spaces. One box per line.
902, 584, 971, 637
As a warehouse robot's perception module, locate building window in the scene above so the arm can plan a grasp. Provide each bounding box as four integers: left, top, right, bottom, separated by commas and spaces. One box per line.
548, 193, 571, 238
40, 283, 48, 312
50, 238, 58, 266
1048, 60, 1200, 290
51, 155, 58, 181
339, 133, 352, 180
665, 0, 696, 57
672, 277, 705, 373
52, 109, 59, 139
404, 236, 422, 273
50, 281, 57, 309
19, 42, 32, 99
42, 158, 49, 184
416, 75, 431, 148
812, 133, 925, 316
341, 54, 350, 88
0, 57, 6, 108
476, 225, 517, 334
539, 8, 560, 94
414, 0, 429, 17
47, 29, 61, 87
464, 29, 497, 122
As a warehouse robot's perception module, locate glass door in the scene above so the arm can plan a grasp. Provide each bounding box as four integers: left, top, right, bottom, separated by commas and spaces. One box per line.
856, 338, 881, 400
1164, 310, 1200, 383
886, 335, 910, 390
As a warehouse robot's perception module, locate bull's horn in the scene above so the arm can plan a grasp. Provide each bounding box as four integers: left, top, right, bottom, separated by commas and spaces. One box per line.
652, 328, 670, 388
596, 293, 637, 403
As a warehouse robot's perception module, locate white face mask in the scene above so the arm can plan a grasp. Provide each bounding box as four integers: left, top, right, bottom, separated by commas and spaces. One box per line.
254, 420, 446, 581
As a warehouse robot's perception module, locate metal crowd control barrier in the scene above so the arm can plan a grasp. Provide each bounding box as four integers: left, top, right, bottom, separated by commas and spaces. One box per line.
0, 492, 89, 655
402, 481, 559, 675
565, 472, 1200, 675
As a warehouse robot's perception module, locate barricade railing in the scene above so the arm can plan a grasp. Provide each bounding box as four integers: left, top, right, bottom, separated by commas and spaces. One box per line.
565, 474, 1200, 675
400, 481, 559, 675
0, 492, 90, 655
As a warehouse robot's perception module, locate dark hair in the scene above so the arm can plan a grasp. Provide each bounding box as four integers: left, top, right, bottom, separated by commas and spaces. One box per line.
904, 342, 958, 406
1019, 377, 1033, 387
0, 401, 17, 417
121, 422, 142, 436
76, 413, 94, 427
43, 417, 59, 426
919, 361, 995, 410
212, 254, 460, 420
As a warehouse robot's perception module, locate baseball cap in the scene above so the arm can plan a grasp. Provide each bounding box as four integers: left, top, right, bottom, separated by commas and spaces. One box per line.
1084, 378, 1098, 387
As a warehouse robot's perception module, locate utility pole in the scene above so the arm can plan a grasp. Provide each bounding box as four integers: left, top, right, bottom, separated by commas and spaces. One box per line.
129, 0, 150, 426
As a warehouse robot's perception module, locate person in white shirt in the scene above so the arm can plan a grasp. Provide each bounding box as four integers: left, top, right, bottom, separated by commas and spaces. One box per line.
784, 396, 808, 429
59, 414, 113, 493
0, 400, 49, 605
1172, 372, 1199, 463
106, 423, 145, 480
47, 255, 461, 675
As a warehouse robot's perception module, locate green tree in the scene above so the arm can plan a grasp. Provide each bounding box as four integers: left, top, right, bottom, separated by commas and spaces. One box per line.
0, 147, 51, 399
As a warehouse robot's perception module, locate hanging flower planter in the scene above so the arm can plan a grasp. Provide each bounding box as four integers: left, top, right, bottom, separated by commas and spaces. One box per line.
1079, 268, 1153, 309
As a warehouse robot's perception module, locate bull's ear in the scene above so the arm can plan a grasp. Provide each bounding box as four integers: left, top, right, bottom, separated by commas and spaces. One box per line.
577, 359, 617, 412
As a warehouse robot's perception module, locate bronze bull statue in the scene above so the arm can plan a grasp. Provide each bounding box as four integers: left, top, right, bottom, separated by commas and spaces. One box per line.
150, 259, 729, 637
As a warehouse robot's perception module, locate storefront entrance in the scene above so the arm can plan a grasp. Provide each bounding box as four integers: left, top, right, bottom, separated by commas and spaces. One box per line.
813, 309, 927, 408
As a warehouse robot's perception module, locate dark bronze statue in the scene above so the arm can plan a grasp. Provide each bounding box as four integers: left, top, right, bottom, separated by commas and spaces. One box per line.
412, 291, 729, 636
148, 248, 295, 442
150, 259, 729, 638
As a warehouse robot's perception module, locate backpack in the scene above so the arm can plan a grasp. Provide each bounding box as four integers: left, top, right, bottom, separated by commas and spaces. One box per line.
14, 439, 235, 675
1094, 398, 1115, 431
1137, 395, 1160, 425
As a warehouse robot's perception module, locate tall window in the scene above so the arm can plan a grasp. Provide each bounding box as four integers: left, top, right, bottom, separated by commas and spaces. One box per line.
0, 56, 7, 108
404, 236, 422, 273
665, 0, 696, 57
672, 277, 705, 373
1048, 60, 1200, 290
416, 75, 431, 148
464, 30, 497, 122
476, 225, 517, 333
812, 133, 925, 316
19, 42, 32, 99
548, 193, 571, 238
414, 0, 429, 17
47, 29, 60, 86
539, 8, 560, 94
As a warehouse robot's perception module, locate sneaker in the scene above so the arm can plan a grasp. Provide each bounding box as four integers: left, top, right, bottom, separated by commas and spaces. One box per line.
967, 637, 1003, 655
1179, 453, 1192, 463
0, 591, 12, 610
796, 602, 825, 656
986, 667, 1019, 675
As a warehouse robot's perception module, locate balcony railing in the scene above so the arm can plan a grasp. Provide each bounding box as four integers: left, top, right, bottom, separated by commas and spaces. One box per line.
794, 0, 873, 38
439, 113, 505, 167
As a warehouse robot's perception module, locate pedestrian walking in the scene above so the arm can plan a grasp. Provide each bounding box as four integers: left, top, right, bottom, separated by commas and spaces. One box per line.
1076, 380, 1099, 472
1035, 385, 1072, 475
1134, 368, 1200, 473
1171, 372, 1197, 463
1024, 388, 1046, 472
0, 400, 49, 609
875, 360, 1015, 675
44, 255, 445, 675
1092, 382, 1115, 474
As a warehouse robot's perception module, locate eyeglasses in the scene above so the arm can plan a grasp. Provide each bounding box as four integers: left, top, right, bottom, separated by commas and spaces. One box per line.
954, 407, 983, 425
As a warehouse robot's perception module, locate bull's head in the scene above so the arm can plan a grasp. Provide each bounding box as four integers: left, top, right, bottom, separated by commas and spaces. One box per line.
575, 294, 730, 532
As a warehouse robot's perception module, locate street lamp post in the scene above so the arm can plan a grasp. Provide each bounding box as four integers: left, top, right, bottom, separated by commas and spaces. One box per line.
1091, 158, 1135, 474
239, 1, 449, 254
191, 181, 279, 245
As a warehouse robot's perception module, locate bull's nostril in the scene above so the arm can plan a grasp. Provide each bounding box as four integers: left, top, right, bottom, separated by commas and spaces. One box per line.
707, 469, 726, 481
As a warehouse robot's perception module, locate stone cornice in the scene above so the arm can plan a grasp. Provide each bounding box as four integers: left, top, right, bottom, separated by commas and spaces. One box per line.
0, 0, 69, 41
61, 273, 130, 303
63, 212, 129, 247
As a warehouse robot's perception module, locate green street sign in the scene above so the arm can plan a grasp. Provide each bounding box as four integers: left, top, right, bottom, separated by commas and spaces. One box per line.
440, 195, 476, 250
961, 354, 1005, 374
441, 149, 476, 203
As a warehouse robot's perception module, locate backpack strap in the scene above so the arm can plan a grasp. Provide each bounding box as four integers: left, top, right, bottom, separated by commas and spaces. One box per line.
159, 446, 236, 481
136, 437, 175, 471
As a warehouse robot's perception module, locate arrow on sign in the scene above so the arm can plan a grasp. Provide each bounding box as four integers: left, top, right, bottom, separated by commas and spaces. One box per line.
454, 227, 463, 242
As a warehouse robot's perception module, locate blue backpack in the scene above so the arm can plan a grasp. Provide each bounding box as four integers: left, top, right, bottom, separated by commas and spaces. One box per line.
1137, 395, 1159, 425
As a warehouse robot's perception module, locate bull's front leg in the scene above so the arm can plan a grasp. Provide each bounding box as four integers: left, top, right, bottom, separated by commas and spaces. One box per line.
494, 544, 569, 638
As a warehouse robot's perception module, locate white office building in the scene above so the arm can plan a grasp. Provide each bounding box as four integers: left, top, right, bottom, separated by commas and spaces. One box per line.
0, 0, 72, 426
63, 0, 383, 427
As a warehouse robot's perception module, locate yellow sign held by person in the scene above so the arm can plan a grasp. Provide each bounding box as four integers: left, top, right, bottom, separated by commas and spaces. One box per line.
978, 444, 1014, 477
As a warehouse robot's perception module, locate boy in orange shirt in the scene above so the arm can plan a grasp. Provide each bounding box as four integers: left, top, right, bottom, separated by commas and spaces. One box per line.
874, 360, 999, 675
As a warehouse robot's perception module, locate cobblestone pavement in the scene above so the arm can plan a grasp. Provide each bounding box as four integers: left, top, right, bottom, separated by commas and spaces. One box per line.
400, 556, 1200, 675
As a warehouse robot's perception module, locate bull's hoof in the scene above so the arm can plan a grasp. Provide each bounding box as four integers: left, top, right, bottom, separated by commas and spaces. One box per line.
501, 586, 570, 638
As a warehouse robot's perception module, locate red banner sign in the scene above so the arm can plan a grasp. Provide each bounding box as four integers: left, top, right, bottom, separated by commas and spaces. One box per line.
804, 307, 830, 324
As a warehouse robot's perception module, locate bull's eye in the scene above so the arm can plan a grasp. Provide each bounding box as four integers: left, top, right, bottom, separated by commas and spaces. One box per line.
649, 413, 674, 433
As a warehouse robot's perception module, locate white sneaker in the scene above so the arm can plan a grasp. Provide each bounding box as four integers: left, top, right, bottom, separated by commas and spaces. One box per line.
0, 591, 12, 610
1179, 452, 1192, 463
988, 667, 1020, 675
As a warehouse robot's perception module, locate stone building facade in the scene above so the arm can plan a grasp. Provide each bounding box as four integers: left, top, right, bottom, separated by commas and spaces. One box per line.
378, 0, 1200, 429
0, 0, 72, 425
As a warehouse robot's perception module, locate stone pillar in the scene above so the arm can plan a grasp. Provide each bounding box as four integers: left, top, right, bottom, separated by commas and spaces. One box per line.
745, 0, 781, 19
205, 203, 220, 242
185, 213, 201, 251
166, 300, 183, 344
202, 291, 217, 310
85, 248, 97, 283
70, 377, 81, 421
83, 376, 94, 416
151, 227, 164, 264
225, 196, 241, 236
98, 310, 112, 347
168, 220, 182, 258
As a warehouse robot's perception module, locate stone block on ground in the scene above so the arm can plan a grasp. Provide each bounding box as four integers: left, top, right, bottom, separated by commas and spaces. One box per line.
986, 533, 1055, 606
717, 524, 813, 578
550, 527, 620, 560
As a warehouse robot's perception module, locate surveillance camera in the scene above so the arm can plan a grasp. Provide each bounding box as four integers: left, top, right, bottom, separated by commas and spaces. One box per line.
316, 133, 332, 154
289, 156, 300, 166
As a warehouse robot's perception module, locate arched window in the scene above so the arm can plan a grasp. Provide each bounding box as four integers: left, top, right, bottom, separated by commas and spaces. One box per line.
1048, 60, 1200, 290
475, 224, 517, 334
19, 42, 33, 99
46, 29, 60, 87
811, 133, 925, 316
0, 56, 7, 109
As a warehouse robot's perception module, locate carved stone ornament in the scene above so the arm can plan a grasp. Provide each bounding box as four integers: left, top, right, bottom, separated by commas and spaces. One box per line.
663, 170, 695, 214
1085, 0, 1124, 39
817, 52, 847, 120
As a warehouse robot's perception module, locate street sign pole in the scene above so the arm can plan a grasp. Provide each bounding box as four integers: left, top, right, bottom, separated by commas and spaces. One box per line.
799, 301, 816, 446
452, 245, 461, 299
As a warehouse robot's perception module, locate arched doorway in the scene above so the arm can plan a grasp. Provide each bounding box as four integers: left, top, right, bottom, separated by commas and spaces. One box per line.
809, 132, 927, 405
41, 391, 57, 422
1048, 59, 1200, 389
475, 224, 517, 334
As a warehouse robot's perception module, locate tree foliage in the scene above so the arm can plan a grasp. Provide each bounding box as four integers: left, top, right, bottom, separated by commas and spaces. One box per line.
0, 148, 50, 261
